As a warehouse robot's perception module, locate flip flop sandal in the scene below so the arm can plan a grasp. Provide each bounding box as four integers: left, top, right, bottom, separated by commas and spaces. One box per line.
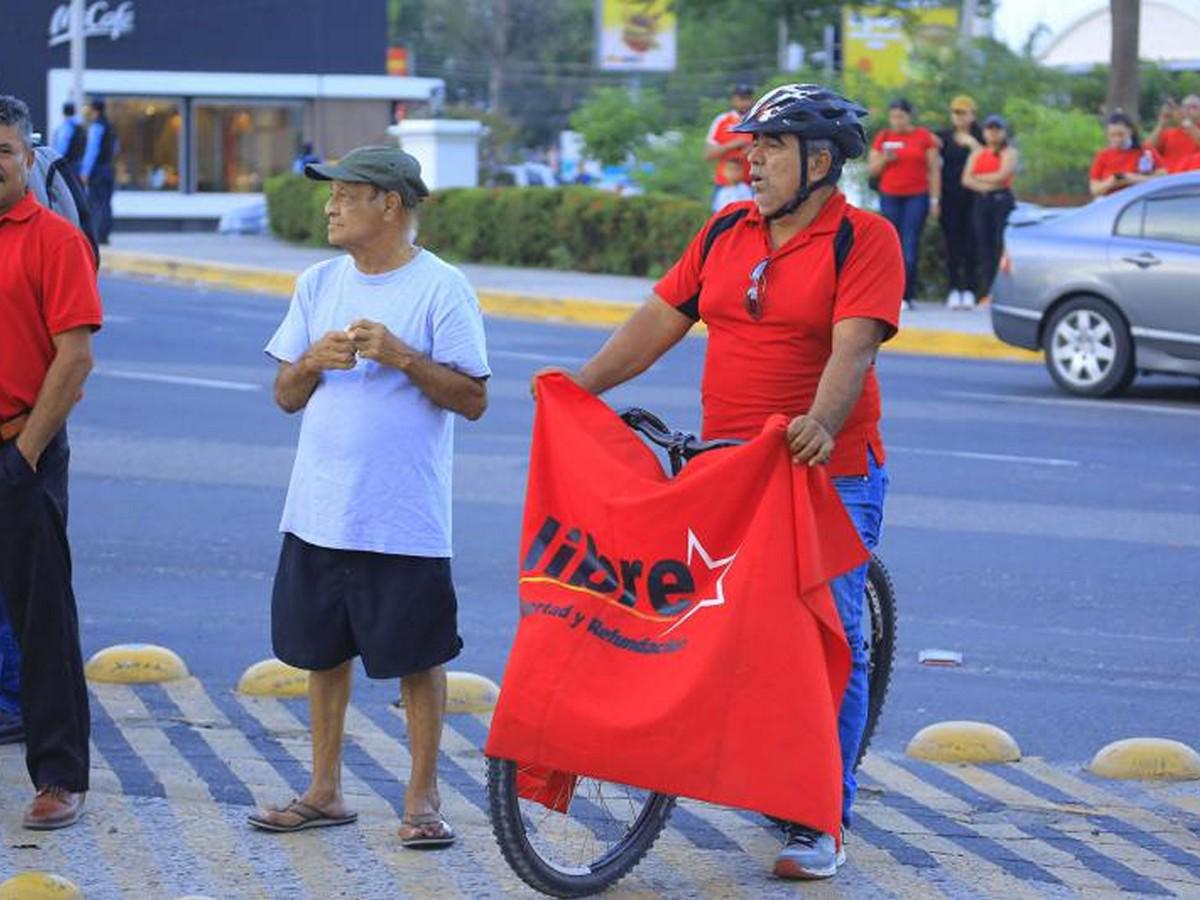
398, 813, 455, 849
248, 799, 358, 833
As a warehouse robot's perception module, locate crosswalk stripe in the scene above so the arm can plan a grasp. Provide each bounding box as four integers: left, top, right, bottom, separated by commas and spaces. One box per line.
998, 761, 1200, 865
162, 679, 392, 900
862, 757, 1082, 890
89, 683, 276, 897
274, 694, 477, 899
82, 744, 178, 897
934, 760, 1199, 892
902, 763, 1171, 897
853, 802, 1044, 900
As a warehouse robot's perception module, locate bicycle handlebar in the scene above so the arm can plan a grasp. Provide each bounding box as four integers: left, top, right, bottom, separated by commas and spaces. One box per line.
618, 407, 742, 465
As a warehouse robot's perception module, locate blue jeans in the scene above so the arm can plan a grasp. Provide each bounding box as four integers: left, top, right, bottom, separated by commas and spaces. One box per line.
830, 452, 889, 826
879, 192, 929, 301
0, 594, 19, 716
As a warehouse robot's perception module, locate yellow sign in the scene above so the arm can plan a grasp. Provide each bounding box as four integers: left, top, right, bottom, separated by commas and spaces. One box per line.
844, 6, 959, 87
597, 0, 676, 72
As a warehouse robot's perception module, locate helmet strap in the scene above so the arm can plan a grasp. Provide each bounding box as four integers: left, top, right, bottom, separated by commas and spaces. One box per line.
766, 141, 839, 223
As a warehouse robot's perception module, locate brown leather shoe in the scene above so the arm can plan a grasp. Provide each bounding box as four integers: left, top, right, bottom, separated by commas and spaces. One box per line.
23, 787, 85, 830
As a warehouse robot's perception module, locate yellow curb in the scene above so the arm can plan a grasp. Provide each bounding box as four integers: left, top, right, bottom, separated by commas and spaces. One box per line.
84, 643, 189, 684
103, 250, 297, 298
906, 720, 1022, 764
0, 872, 83, 899
102, 251, 1038, 363
1089, 738, 1200, 781
236, 658, 310, 698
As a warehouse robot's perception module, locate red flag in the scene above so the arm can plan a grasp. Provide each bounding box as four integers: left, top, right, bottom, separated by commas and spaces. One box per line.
485, 374, 866, 837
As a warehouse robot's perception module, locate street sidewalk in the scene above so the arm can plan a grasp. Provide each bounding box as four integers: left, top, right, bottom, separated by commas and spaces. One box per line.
104, 232, 1037, 362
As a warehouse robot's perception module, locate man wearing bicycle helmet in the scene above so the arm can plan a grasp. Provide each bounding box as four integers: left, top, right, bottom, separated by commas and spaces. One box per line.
537, 83, 903, 879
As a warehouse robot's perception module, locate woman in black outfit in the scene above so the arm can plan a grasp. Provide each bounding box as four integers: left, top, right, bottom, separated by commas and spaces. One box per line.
937, 95, 983, 309
963, 115, 1019, 306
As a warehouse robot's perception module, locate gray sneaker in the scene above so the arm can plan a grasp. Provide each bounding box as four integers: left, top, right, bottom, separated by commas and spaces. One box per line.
773, 823, 846, 880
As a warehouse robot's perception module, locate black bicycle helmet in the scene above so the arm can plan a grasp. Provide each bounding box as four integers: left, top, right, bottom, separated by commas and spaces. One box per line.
731, 83, 868, 220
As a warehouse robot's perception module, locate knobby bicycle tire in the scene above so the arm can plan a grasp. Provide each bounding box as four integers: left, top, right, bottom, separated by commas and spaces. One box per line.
487, 757, 676, 898
857, 553, 898, 765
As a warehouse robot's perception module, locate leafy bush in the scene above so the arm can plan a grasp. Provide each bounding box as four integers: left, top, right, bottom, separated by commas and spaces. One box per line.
267, 178, 710, 277
1004, 98, 1103, 199
570, 86, 666, 167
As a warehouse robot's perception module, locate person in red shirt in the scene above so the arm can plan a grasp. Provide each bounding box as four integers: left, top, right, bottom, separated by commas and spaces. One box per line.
704, 83, 756, 196
1170, 150, 1200, 173
1090, 111, 1166, 197
1146, 94, 1200, 171
962, 114, 1020, 306
867, 98, 941, 308
0, 95, 101, 831
534, 84, 902, 881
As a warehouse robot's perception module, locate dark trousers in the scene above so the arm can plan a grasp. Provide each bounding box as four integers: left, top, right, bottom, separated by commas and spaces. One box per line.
973, 190, 1015, 298
940, 191, 978, 293
0, 431, 90, 792
879, 192, 930, 301
88, 166, 115, 244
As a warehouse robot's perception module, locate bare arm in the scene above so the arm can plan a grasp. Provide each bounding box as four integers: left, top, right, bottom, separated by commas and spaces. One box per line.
577, 296, 695, 394
350, 320, 487, 420
867, 147, 888, 177
787, 318, 889, 465
971, 147, 1019, 188
273, 330, 356, 414
15, 327, 94, 468
926, 146, 942, 215
1090, 176, 1117, 197
705, 136, 751, 161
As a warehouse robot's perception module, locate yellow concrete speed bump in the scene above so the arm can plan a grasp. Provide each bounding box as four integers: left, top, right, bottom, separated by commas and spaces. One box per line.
0, 872, 83, 899
397, 671, 500, 714
1089, 738, 1200, 780
85, 643, 188, 684
236, 658, 310, 698
906, 721, 1021, 764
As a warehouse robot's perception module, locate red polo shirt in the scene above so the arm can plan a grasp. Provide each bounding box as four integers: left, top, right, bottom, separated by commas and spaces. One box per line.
1090, 146, 1164, 185
872, 128, 937, 196
707, 110, 751, 186
0, 192, 103, 420
654, 192, 903, 476
1152, 127, 1200, 170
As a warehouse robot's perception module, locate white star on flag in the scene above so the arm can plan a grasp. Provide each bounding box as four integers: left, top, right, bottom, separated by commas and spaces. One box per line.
661, 529, 738, 636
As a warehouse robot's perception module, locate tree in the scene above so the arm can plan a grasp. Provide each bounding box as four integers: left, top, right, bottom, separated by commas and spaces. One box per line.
1106, 0, 1140, 118
570, 87, 665, 166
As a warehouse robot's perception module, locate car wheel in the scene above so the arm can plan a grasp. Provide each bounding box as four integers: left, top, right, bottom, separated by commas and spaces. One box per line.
1043, 297, 1135, 397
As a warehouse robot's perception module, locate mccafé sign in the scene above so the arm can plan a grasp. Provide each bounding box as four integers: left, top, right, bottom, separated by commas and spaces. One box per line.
48, 1, 136, 48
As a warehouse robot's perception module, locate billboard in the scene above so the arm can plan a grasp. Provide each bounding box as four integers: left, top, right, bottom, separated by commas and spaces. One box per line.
843, 6, 959, 86
596, 0, 676, 72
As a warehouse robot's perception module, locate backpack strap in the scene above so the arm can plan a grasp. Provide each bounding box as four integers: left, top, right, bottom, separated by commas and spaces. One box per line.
833, 214, 854, 279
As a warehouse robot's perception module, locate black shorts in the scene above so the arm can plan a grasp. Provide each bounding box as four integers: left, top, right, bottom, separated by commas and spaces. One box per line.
271, 533, 463, 679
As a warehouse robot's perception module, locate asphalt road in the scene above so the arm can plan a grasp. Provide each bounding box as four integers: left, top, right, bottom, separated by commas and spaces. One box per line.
68, 274, 1200, 768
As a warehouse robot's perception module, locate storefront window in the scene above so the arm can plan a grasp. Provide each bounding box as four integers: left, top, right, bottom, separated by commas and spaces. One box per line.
193, 102, 303, 193
106, 97, 182, 191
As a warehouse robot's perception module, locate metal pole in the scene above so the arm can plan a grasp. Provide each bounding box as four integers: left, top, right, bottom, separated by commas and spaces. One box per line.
70, 0, 86, 109
777, 16, 789, 72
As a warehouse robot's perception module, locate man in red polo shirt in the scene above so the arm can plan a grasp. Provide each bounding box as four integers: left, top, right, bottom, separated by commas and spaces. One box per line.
537, 84, 902, 880
0, 95, 101, 831
704, 83, 756, 199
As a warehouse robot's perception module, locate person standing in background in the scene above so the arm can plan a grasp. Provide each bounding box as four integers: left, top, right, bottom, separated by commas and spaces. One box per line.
1145, 95, 1200, 172
936, 96, 983, 309
704, 83, 756, 205
50, 102, 85, 175
80, 98, 118, 245
868, 99, 941, 310
1089, 112, 1165, 197
962, 115, 1019, 307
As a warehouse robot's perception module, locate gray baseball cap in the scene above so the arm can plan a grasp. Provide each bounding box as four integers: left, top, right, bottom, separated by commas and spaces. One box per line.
305, 145, 430, 206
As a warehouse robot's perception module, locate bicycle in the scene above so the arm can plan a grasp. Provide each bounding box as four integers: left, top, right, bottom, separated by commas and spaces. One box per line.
487, 407, 898, 898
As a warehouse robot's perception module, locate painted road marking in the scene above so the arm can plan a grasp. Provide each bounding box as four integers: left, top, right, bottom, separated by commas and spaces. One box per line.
946, 390, 1200, 418
4, 677, 1199, 898
94, 368, 263, 392
888, 446, 1081, 468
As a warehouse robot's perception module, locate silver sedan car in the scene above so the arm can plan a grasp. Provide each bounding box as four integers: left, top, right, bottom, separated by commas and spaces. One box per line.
991, 171, 1200, 396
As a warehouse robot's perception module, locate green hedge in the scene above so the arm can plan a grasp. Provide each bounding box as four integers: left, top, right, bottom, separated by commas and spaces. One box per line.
264, 176, 710, 277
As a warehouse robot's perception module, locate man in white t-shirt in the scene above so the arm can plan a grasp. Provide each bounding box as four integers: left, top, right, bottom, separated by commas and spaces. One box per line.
248, 146, 490, 849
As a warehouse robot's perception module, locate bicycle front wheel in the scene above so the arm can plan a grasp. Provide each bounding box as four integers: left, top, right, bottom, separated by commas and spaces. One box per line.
487, 757, 676, 898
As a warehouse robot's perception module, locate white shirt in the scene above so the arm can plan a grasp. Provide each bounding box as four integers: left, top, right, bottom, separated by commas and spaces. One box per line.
265, 249, 490, 557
